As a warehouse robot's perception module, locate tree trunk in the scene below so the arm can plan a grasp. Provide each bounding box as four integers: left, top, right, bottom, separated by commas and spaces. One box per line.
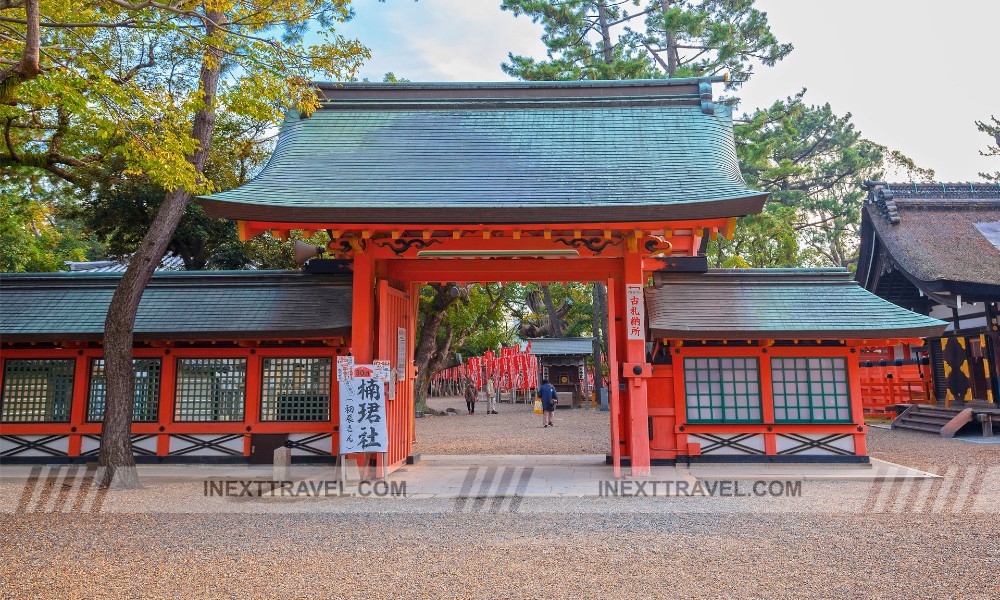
0, 0, 40, 103
412, 285, 458, 409
541, 284, 564, 337
98, 11, 225, 488
658, 0, 678, 77
596, 1, 614, 66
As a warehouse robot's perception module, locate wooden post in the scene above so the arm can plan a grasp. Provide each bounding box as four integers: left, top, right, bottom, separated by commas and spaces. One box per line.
622, 250, 651, 477
607, 277, 622, 478
351, 247, 376, 363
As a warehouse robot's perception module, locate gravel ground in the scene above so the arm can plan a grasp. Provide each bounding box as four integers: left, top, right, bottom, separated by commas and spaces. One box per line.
415, 395, 610, 455
1, 403, 997, 599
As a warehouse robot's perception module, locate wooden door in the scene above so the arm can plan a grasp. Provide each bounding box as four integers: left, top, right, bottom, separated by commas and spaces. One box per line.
377, 280, 414, 470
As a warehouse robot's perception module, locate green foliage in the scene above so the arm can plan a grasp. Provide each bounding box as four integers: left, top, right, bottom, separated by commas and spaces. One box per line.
710, 92, 933, 268
505, 282, 595, 338
501, 0, 791, 87
976, 116, 999, 181
1, 1, 369, 263
0, 173, 102, 272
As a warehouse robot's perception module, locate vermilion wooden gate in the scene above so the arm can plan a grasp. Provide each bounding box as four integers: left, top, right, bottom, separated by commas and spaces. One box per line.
376, 280, 414, 470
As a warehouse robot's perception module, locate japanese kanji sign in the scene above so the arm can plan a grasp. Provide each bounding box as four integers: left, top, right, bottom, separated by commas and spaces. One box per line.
396, 327, 407, 382
372, 360, 392, 382
626, 284, 645, 340
338, 365, 388, 454
336, 355, 354, 382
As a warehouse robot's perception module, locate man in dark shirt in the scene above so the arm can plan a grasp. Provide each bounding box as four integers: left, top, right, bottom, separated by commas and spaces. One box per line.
537, 379, 558, 427
464, 379, 478, 415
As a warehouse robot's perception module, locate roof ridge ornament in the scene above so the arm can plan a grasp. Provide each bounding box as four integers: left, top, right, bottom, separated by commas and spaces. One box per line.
698, 81, 714, 115
863, 181, 900, 225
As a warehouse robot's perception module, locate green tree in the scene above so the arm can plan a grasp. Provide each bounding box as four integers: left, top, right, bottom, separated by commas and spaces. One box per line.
710, 93, 933, 268
976, 115, 999, 181
1, 0, 369, 486
0, 174, 100, 271
414, 284, 513, 410
501, 0, 791, 87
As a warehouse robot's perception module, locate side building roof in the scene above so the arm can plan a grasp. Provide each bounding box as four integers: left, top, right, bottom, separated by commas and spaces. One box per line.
856, 182, 1000, 308
646, 269, 946, 340
526, 337, 595, 356
198, 79, 767, 225
0, 271, 352, 343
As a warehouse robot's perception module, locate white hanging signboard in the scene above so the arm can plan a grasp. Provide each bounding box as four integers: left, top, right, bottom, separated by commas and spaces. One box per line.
338, 365, 389, 454
626, 284, 645, 340
372, 360, 392, 382
396, 327, 407, 382
336, 355, 355, 382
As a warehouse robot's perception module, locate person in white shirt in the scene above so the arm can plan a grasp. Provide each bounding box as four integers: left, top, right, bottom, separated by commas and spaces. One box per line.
484, 378, 499, 414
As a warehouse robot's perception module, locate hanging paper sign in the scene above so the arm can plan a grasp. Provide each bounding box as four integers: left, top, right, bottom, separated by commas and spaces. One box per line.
372, 360, 392, 382
339, 366, 388, 454
387, 369, 398, 400
337, 355, 355, 382
626, 284, 645, 340
396, 328, 407, 382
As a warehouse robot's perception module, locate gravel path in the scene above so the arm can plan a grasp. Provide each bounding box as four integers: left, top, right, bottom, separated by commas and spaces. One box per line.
1, 406, 997, 598
415, 395, 610, 455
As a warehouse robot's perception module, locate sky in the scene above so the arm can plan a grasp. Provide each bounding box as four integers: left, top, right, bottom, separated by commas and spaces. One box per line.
336, 0, 999, 182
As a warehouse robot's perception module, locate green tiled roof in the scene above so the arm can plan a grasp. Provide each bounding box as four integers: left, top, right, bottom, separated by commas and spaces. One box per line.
0, 271, 352, 342
199, 79, 767, 224
526, 337, 594, 356
646, 269, 947, 340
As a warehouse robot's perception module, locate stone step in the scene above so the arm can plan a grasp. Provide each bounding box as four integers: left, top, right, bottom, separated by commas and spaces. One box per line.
893, 422, 943, 434
912, 407, 963, 417
900, 415, 953, 427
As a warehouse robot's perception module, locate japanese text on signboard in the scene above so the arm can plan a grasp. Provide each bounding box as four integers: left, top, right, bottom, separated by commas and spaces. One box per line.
626, 284, 645, 340
338, 366, 388, 454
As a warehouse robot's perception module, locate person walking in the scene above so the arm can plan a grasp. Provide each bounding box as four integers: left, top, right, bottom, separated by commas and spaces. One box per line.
464, 378, 478, 415
485, 378, 499, 415
537, 379, 557, 427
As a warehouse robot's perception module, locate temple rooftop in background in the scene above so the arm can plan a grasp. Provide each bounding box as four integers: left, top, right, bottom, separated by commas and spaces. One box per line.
198, 78, 766, 225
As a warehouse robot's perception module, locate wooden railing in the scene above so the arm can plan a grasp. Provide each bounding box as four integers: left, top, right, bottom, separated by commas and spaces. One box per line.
859, 366, 935, 417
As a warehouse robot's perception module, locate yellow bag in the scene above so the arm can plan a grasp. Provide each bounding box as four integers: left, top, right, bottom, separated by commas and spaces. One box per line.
533, 399, 543, 414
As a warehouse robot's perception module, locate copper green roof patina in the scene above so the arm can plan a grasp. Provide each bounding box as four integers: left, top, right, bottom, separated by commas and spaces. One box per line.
0, 271, 352, 342
199, 79, 767, 224
646, 269, 947, 340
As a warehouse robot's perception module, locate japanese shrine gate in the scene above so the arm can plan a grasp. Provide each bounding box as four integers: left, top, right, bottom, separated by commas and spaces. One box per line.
197, 79, 944, 476
1, 79, 946, 476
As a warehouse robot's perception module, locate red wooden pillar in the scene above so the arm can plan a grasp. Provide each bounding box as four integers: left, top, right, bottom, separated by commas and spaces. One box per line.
68, 354, 90, 457
351, 247, 376, 363
607, 277, 622, 478
157, 351, 176, 456
621, 247, 651, 477
847, 345, 868, 456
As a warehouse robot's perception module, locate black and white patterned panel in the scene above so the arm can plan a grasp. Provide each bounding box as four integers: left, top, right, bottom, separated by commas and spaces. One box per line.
689, 433, 765, 455
0, 435, 70, 458
776, 433, 855, 456
79, 434, 158, 457
287, 433, 334, 456
167, 434, 244, 456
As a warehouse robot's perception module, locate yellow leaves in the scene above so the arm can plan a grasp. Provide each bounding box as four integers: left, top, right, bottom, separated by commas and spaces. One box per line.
4, 1, 370, 196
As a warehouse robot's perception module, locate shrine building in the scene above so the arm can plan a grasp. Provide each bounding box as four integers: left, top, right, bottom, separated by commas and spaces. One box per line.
1, 79, 947, 475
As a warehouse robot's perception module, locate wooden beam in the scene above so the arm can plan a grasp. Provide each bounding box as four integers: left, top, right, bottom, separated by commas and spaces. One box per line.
724, 217, 737, 240
236, 220, 259, 242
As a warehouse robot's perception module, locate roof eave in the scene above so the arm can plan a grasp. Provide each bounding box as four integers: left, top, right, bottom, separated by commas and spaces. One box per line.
648, 326, 949, 340
198, 193, 769, 225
